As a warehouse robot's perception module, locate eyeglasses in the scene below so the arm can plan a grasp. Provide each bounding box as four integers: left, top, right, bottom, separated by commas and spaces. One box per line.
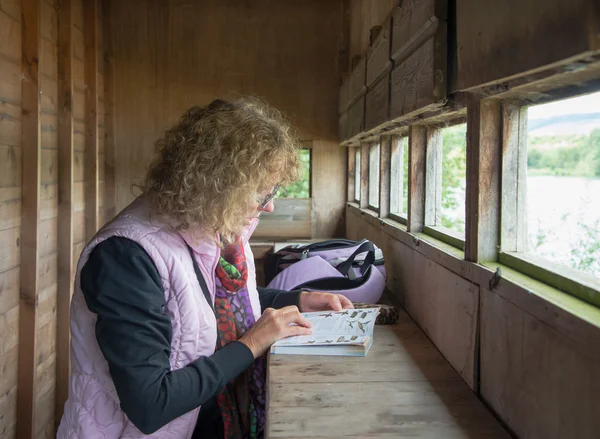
256, 184, 281, 208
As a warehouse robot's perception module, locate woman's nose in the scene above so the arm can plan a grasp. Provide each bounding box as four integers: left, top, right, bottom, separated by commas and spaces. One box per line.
258, 199, 275, 213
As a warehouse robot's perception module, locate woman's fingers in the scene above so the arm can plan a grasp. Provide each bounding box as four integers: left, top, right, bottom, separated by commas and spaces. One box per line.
280, 305, 312, 328
283, 325, 313, 338
337, 294, 354, 309
328, 294, 343, 311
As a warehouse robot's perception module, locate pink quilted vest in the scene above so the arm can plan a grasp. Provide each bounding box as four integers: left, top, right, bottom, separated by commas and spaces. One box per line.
57, 197, 261, 438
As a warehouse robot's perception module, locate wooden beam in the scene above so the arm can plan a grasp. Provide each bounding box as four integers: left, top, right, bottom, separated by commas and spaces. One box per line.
465, 97, 502, 262
501, 103, 528, 253
347, 147, 356, 202
407, 125, 427, 233
17, 0, 41, 437
359, 143, 369, 209
378, 136, 391, 217
56, 0, 74, 426
102, 0, 116, 221
424, 127, 443, 227
84, 0, 99, 240
310, 140, 346, 238
389, 135, 405, 215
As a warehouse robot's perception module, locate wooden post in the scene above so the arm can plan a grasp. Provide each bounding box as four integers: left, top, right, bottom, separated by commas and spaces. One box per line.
379, 136, 391, 217
424, 128, 443, 226
17, 0, 41, 437
347, 147, 356, 202
501, 103, 528, 252
56, 0, 74, 425
465, 97, 502, 262
103, 0, 116, 221
359, 142, 369, 209
407, 125, 427, 233
389, 135, 404, 215
84, 0, 99, 240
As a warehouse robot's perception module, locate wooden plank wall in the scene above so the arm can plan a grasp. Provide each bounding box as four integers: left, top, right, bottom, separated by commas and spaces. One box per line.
105, 0, 348, 238
35, 0, 58, 436
0, 0, 24, 437
0, 0, 106, 436
456, 0, 600, 90
346, 209, 479, 388
480, 288, 600, 438
345, 1, 600, 438
340, 0, 450, 144
72, 0, 87, 264
348, 0, 398, 66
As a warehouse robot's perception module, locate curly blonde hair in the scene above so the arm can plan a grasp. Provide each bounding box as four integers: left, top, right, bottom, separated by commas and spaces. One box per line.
143, 97, 301, 242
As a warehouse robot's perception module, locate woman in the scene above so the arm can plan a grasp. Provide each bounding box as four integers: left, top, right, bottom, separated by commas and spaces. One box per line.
57, 98, 353, 439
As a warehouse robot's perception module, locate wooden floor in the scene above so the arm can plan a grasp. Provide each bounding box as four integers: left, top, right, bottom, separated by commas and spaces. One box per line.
265, 308, 510, 438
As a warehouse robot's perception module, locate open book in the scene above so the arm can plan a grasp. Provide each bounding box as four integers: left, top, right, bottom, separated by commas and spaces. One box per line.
270, 307, 380, 357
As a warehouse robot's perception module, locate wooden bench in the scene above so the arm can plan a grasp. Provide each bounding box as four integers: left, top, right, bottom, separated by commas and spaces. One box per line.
265, 308, 510, 438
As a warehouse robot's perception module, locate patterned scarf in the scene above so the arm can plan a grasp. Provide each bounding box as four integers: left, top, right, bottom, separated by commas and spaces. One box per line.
214, 237, 266, 439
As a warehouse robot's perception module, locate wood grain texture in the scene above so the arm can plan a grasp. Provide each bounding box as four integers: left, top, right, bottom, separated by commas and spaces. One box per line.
347, 147, 356, 202
364, 71, 390, 131
378, 135, 391, 217
339, 74, 350, 114
456, 0, 600, 90
346, 95, 365, 140
407, 125, 426, 233
0, 0, 21, 22
465, 98, 502, 262
366, 16, 391, 87
0, 12, 21, 68
56, 0, 73, 426
348, 0, 397, 64
501, 104, 528, 253
267, 321, 506, 438
338, 112, 348, 142
391, 0, 448, 61
392, 242, 479, 388
0, 148, 21, 199
359, 143, 370, 209
0, 12, 22, 391
253, 199, 312, 240
106, 0, 346, 211
390, 30, 447, 121
348, 56, 367, 106
389, 135, 406, 215
83, 0, 98, 240
0, 101, 21, 150
311, 140, 346, 238
0, 346, 19, 437
367, 142, 380, 209
424, 127, 442, 226
480, 288, 600, 439
345, 208, 480, 388
18, 0, 41, 437
387, 0, 447, 125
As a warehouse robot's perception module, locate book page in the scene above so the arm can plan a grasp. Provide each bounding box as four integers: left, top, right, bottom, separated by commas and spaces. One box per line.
274, 334, 370, 346
273, 307, 380, 346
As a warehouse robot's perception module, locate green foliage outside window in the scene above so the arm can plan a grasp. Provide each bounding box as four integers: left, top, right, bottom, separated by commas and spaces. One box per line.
441, 124, 467, 232
277, 149, 311, 198
527, 129, 600, 178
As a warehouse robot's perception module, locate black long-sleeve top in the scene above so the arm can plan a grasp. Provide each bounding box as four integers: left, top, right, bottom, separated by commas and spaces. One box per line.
80, 237, 300, 435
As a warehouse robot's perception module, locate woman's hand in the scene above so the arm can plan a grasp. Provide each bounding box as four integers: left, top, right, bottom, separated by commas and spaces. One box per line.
239, 306, 312, 358
298, 291, 354, 313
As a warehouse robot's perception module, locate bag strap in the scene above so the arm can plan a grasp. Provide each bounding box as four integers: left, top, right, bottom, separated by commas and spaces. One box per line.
186, 244, 216, 316
336, 241, 376, 277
